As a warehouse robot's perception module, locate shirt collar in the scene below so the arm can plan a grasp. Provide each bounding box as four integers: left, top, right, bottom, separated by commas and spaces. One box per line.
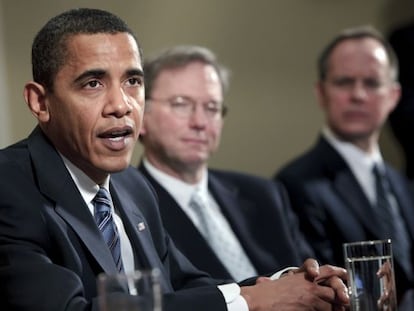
322, 126, 383, 170
142, 158, 209, 207
60, 153, 110, 207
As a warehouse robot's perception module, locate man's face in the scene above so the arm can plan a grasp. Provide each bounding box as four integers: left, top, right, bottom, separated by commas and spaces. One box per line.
316, 37, 400, 143
141, 62, 224, 171
40, 33, 144, 183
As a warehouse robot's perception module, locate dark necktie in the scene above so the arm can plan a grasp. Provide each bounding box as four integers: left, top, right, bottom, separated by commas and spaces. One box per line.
93, 187, 124, 272
372, 164, 412, 274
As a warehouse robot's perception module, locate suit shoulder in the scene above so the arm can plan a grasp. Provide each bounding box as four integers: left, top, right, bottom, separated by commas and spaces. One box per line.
209, 168, 268, 184
112, 166, 156, 195
209, 168, 284, 192
0, 138, 33, 177
276, 146, 324, 181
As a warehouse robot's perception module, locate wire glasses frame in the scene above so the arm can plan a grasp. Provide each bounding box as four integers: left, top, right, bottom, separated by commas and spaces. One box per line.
147, 96, 228, 120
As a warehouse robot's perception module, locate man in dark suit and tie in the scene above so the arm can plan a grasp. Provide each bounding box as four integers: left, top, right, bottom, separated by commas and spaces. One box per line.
275, 25, 414, 308
0, 8, 349, 311
137, 45, 314, 282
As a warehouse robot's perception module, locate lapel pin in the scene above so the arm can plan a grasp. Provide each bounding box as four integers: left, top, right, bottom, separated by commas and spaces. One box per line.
137, 222, 146, 231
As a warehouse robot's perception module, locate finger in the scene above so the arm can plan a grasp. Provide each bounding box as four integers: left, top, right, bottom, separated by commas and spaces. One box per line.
301, 285, 336, 311
319, 276, 349, 305
255, 276, 272, 284
300, 258, 320, 279
312, 283, 337, 303
315, 265, 348, 283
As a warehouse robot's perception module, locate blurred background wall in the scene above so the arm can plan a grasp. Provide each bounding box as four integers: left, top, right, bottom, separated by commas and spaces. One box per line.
1, 0, 413, 178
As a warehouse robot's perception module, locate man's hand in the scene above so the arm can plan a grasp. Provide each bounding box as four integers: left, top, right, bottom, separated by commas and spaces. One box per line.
241, 258, 349, 311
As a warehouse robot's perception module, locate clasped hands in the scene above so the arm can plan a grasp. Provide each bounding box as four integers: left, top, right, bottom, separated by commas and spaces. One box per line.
241, 258, 349, 311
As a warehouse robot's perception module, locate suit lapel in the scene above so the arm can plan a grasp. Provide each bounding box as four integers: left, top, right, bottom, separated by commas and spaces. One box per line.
110, 181, 164, 271
208, 173, 272, 268
140, 166, 222, 256
139, 164, 234, 278
208, 174, 252, 237
333, 170, 384, 235
318, 137, 386, 238
28, 128, 119, 274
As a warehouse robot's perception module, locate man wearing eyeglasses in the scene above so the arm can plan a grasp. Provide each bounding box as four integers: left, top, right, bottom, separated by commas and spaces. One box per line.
137, 45, 314, 282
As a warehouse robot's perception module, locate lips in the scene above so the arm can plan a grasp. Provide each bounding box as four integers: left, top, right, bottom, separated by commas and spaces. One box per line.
183, 138, 208, 145
98, 126, 134, 150
98, 127, 133, 139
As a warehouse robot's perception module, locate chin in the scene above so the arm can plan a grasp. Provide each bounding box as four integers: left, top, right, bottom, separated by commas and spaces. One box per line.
102, 158, 131, 173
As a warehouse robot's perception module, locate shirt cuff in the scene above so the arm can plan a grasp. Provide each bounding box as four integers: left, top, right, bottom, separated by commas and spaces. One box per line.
218, 283, 248, 311
270, 266, 298, 280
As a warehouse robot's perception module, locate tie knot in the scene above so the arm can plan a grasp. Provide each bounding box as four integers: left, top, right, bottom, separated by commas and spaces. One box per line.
93, 187, 112, 214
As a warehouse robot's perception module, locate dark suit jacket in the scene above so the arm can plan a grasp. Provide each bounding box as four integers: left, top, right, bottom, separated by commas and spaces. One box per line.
275, 135, 414, 301
138, 163, 314, 280
0, 127, 227, 311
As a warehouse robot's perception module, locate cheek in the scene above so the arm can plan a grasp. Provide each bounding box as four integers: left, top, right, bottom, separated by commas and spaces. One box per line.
208, 123, 223, 144
133, 105, 145, 127
148, 114, 182, 139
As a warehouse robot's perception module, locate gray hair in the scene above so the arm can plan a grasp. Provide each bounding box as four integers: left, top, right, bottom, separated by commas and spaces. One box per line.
144, 45, 230, 99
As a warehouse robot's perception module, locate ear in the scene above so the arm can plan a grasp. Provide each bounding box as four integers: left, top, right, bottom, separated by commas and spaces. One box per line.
23, 81, 50, 122
388, 81, 402, 113
314, 81, 326, 109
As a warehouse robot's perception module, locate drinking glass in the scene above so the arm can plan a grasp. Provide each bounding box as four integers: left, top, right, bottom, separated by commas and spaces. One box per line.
343, 239, 397, 311
97, 269, 162, 311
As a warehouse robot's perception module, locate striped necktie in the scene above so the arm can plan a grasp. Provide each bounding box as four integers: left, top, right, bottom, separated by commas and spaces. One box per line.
93, 187, 124, 272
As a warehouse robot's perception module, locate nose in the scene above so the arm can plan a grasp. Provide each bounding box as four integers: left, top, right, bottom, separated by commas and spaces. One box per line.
105, 86, 132, 117
189, 103, 208, 128
350, 82, 368, 102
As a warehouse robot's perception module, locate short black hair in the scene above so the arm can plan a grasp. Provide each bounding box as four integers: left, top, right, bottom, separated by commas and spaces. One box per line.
32, 8, 142, 91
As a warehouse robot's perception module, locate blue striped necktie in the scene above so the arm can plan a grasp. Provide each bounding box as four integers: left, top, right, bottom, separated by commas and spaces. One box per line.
93, 187, 124, 272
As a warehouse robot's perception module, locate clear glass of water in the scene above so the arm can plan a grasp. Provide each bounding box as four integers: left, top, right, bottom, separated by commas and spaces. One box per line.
97, 269, 162, 311
343, 239, 397, 311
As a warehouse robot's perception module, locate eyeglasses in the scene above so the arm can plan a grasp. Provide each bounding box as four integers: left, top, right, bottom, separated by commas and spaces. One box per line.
147, 96, 228, 120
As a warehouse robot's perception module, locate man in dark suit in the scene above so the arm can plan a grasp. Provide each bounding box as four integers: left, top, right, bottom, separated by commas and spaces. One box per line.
138, 45, 313, 282
275, 26, 414, 307
0, 8, 349, 311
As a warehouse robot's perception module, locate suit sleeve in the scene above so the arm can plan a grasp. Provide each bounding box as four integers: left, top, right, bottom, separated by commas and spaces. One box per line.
0, 161, 99, 311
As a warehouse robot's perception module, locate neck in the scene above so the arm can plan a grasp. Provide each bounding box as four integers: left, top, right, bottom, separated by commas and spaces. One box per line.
328, 128, 379, 154
145, 155, 205, 184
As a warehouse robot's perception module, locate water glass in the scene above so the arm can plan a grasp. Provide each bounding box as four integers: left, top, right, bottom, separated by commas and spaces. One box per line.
97, 269, 162, 311
343, 239, 397, 311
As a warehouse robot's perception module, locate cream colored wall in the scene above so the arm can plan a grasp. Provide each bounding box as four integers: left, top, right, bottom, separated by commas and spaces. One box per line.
0, 1, 10, 146
1, 0, 413, 177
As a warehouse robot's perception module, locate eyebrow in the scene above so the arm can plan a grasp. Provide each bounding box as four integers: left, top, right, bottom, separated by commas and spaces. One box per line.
126, 68, 144, 77
73, 68, 144, 85
73, 69, 106, 84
